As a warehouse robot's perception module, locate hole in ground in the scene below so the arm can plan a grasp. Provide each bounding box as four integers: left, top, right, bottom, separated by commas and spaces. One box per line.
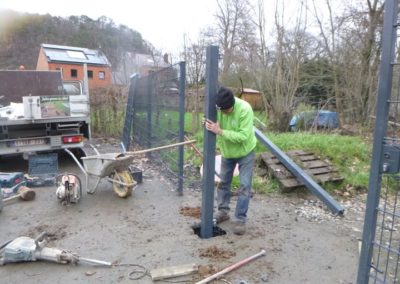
193, 224, 227, 238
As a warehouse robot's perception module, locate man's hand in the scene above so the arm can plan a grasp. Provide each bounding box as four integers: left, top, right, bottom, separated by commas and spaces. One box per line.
205, 118, 223, 135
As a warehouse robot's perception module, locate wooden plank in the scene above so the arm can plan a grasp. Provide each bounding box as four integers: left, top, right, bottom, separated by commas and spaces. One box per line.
150, 263, 198, 281
268, 163, 289, 172
260, 151, 343, 190
314, 173, 343, 183
305, 167, 337, 175
262, 151, 316, 163
270, 167, 293, 179
270, 164, 337, 178
263, 151, 319, 165
287, 150, 313, 156
280, 173, 343, 189
263, 157, 281, 165
260, 153, 279, 164
280, 178, 302, 188
295, 154, 317, 162
301, 160, 329, 169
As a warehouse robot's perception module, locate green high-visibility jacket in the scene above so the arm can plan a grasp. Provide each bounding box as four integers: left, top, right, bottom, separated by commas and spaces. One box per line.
217, 97, 257, 159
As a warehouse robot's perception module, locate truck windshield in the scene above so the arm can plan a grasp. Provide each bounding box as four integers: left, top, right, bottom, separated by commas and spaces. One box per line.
63, 82, 81, 95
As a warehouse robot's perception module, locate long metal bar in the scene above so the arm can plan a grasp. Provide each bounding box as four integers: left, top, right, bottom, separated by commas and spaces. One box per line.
125, 140, 196, 155
254, 128, 344, 215
78, 257, 112, 267
200, 46, 219, 239
195, 250, 266, 284
178, 61, 186, 195
357, 0, 398, 282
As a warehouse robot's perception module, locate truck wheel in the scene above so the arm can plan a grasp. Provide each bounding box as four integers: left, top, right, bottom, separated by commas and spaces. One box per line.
112, 171, 134, 198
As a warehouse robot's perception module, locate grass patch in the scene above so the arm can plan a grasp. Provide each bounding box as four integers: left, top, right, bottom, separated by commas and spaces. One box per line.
187, 131, 372, 195
255, 132, 371, 194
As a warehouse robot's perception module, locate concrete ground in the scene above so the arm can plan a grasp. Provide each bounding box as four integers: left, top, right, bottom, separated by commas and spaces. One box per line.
0, 149, 363, 283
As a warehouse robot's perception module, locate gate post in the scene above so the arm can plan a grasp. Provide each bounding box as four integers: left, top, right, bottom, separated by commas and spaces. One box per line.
357, 0, 398, 282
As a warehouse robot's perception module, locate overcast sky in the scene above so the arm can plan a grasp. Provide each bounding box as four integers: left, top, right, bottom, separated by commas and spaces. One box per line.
0, 0, 218, 54
0, 0, 346, 58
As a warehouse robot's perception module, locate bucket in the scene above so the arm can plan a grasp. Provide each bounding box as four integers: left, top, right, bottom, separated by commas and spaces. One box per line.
129, 166, 143, 184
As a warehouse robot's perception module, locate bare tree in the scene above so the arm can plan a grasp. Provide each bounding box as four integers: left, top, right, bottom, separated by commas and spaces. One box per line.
182, 33, 207, 132
357, 0, 383, 122
211, 0, 256, 84
249, 0, 309, 131
312, 0, 384, 124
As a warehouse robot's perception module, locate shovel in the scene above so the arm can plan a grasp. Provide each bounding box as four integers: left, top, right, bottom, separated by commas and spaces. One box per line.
3, 186, 35, 203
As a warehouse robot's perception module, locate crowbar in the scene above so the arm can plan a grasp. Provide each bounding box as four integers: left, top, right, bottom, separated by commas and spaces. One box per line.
195, 249, 266, 284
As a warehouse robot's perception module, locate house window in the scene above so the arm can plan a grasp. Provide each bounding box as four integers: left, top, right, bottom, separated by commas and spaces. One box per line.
71, 69, 78, 78
87, 70, 93, 79
98, 71, 105, 80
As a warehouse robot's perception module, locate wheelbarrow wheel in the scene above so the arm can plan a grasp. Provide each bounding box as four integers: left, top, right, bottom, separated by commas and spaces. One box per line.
112, 171, 134, 198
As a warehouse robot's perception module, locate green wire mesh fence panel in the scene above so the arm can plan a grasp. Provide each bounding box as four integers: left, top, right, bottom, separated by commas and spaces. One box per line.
126, 63, 186, 194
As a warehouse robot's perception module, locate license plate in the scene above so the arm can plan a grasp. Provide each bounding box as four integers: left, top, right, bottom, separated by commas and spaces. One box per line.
12, 138, 46, 147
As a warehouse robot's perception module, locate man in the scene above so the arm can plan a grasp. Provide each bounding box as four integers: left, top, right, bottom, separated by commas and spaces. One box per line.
205, 86, 257, 235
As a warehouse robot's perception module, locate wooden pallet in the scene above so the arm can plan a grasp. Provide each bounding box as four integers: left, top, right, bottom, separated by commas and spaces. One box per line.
260, 150, 343, 190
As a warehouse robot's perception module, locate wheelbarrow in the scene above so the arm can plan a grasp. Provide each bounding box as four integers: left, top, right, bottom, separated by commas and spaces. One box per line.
65, 149, 136, 198
65, 140, 196, 198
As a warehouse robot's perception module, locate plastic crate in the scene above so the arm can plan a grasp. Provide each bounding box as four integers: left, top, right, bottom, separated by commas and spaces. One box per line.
0, 172, 24, 188
26, 153, 58, 187
0, 172, 26, 198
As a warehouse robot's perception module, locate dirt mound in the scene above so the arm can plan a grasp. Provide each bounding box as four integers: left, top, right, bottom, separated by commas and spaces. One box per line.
179, 206, 201, 218
25, 224, 67, 242
198, 264, 218, 277
199, 245, 236, 260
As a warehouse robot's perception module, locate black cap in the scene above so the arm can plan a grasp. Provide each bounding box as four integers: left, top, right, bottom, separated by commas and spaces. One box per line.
216, 87, 235, 110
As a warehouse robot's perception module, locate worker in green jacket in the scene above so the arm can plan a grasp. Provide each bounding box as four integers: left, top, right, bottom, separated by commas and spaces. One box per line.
205, 86, 257, 235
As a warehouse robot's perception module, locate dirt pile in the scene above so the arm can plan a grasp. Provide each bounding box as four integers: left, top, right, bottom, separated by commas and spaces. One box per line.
179, 206, 201, 218
199, 245, 236, 260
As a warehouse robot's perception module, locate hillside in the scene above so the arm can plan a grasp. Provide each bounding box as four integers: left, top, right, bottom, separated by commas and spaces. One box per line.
0, 10, 150, 70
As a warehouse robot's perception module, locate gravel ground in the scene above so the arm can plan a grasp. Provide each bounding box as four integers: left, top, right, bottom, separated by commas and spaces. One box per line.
0, 140, 366, 284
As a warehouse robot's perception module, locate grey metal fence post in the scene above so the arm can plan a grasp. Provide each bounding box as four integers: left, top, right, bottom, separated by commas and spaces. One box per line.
147, 73, 153, 149
178, 61, 186, 195
200, 46, 219, 238
357, 0, 398, 282
122, 74, 138, 151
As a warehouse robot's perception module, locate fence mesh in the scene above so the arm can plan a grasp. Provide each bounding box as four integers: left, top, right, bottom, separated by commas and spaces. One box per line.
123, 62, 187, 193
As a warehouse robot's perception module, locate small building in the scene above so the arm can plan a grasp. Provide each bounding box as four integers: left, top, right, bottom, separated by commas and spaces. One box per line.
36, 43, 112, 89
238, 88, 263, 110
112, 53, 171, 85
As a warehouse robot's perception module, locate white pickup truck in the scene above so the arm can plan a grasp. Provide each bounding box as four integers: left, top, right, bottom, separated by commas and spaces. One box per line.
0, 70, 90, 157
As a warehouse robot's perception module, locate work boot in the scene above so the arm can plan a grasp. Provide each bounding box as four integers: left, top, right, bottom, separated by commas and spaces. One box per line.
214, 211, 230, 224
233, 222, 246, 235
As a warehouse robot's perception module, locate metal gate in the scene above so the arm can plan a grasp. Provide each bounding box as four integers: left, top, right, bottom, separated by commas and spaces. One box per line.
357, 1, 400, 283
122, 62, 186, 194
